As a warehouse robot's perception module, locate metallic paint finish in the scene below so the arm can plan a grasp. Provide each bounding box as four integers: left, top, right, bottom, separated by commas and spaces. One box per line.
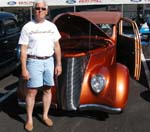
114, 63, 129, 108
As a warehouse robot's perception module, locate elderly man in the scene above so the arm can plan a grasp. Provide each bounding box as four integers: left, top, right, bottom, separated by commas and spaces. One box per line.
18, 0, 62, 131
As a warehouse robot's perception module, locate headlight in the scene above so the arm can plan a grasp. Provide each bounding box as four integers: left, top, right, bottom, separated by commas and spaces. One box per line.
91, 74, 106, 94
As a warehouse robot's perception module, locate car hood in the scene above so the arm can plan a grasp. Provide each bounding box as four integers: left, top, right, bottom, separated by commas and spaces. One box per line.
53, 11, 122, 39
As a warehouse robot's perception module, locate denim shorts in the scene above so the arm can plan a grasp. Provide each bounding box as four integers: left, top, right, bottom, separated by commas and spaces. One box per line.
26, 57, 54, 88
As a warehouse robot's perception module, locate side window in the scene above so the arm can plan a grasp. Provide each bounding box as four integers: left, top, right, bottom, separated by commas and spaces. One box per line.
122, 21, 134, 37
118, 19, 135, 38
4, 19, 18, 34
98, 24, 113, 37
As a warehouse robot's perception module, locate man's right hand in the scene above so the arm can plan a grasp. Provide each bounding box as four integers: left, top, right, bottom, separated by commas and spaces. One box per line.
22, 69, 30, 80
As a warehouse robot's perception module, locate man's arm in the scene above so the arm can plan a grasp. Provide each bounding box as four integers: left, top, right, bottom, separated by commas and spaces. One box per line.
20, 44, 30, 80
54, 41, 62, 76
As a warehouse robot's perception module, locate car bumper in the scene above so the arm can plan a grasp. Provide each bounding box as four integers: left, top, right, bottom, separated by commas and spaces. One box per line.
79, 104, 122, 114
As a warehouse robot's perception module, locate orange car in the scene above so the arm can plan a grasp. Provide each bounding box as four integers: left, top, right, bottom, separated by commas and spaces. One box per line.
17, 11, 141, 113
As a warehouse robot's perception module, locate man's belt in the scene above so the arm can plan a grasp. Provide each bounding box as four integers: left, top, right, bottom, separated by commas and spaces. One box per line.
27, 55, 52, 59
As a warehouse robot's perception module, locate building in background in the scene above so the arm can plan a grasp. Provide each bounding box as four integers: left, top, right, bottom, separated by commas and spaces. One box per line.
0, 3, 150, 28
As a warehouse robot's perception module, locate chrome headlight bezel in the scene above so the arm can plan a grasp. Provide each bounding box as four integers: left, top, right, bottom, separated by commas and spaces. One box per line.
90, 74, 106, 94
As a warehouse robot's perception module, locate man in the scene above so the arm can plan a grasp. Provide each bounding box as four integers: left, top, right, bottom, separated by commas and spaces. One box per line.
18, 0, 62, 131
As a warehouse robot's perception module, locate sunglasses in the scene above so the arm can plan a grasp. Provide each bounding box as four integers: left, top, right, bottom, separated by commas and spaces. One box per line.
35, 7, 47, 11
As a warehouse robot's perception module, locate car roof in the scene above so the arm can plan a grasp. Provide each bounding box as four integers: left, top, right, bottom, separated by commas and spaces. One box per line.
0, 12, 16, 21
58, 11, 122, 24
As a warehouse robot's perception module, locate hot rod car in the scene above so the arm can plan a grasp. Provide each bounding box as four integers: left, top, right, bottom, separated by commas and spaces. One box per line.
17, 11, 141, 113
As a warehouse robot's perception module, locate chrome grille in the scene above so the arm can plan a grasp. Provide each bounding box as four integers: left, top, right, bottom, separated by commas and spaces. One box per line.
57, 55, 89, 110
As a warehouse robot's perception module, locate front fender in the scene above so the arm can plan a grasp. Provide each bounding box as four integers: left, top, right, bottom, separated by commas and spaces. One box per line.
114, 63, 129, 109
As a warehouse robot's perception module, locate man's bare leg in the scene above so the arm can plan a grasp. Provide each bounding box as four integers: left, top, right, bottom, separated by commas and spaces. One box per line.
25, 88, 38, 130
42, 86, 53, 126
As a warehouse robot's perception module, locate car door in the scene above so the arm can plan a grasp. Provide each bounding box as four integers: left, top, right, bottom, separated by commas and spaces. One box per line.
117, 17, 141, 80
0, 20, 9, 66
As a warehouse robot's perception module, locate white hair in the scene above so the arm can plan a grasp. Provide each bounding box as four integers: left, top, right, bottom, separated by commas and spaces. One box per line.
33, 0, 48, 9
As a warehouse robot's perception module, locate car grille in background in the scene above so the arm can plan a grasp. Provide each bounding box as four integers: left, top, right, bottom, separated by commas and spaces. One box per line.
57, 55, 89, 111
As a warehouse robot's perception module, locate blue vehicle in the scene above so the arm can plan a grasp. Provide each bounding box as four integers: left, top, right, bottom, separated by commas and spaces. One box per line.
140, 22, 150, 42
0, 12, 20, 77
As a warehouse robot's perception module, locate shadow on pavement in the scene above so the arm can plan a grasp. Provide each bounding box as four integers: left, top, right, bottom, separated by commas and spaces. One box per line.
138, 62, 150, 90
0, 88, 109, 127
0, 92, 26, 124
33, 105, 109, 122
49, 109, 109, 121
140, 90, 150, 102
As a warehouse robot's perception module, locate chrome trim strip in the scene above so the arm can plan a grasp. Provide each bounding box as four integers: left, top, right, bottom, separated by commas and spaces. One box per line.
68, 57, 77, 110
79, 104, 122, 113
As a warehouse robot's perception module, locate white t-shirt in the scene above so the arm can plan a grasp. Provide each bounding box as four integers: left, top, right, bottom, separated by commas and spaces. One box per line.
18, 20, 61, 56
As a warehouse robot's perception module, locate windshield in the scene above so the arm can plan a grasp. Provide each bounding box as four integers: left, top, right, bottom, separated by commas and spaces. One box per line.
97, 24, 113, 37
54, 14, 113, 54
54, 14, 109, 38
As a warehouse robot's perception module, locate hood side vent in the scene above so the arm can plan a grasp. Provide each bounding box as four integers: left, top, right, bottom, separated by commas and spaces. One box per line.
57, 55, 89, 110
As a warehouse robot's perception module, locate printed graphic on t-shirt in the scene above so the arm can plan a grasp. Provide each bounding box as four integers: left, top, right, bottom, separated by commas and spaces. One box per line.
29, 30, 54, 35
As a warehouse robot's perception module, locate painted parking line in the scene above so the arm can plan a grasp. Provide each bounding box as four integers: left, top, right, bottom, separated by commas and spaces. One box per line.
141, 50, 150, 89
0, 87, 17, 103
